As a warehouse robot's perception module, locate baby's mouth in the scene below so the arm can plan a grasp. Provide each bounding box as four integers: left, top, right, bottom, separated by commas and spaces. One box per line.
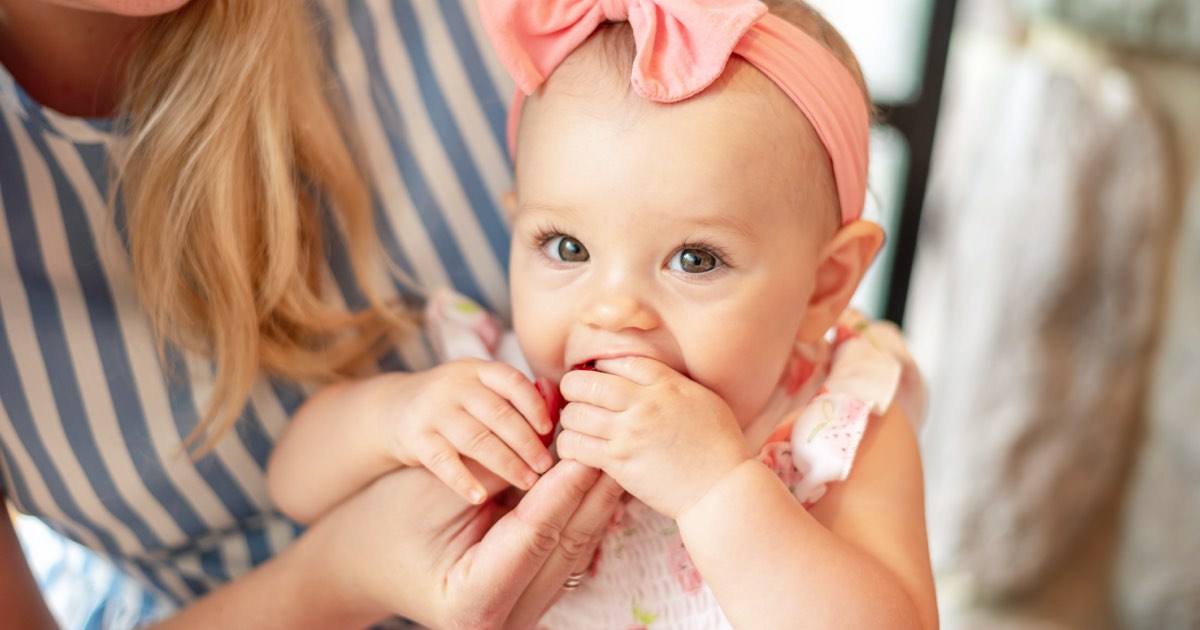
571, 358, 689, 379
533, 362, 597, 448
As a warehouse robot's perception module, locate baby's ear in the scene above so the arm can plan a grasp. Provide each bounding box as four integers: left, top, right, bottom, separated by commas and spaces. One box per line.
500, 190, 518, 220
796, 220, 884, 342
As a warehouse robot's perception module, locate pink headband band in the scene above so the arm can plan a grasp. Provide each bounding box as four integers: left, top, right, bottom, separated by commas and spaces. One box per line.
479, 0, 869, 224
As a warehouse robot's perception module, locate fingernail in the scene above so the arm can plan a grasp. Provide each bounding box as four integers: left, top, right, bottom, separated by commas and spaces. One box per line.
470, 488, 486, 504
523, 470, 541, 488
536, 453, 554, 473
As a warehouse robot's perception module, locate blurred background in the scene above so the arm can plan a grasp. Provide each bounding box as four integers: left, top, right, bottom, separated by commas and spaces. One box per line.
826, 0, 1200, 627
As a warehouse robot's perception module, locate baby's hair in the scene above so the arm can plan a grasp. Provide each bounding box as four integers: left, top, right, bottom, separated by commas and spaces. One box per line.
116, 2, 414, 454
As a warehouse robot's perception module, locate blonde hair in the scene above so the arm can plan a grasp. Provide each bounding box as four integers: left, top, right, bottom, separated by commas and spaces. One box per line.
116, 2, 412, 452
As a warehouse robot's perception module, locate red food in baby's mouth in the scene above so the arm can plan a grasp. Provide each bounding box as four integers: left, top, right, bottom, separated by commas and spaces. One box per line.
534, 378, 563, 447
533, 362, 597, 446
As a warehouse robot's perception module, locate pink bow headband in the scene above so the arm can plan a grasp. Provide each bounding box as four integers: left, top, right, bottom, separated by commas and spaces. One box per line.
479, 0, 870, 224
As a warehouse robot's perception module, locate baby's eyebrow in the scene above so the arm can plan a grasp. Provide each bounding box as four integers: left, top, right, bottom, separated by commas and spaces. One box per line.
681, 212, 756, 240
515, 201, 573, 217
517, 200, 756, 241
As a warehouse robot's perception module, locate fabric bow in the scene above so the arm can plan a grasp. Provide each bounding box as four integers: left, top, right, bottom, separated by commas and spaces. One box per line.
480, 0, 769, 103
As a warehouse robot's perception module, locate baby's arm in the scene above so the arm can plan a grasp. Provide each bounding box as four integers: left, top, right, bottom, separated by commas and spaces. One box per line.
675, 402, 937, 630
556, 355, 936, 628
267, 360, 554, 523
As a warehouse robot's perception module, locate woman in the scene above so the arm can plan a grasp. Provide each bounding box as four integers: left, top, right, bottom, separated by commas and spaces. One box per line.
0, 0, 620, 627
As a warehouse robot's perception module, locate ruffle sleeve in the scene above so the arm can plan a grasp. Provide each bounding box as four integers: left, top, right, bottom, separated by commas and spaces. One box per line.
424, 288, 531, 376
759, 310, 925, 507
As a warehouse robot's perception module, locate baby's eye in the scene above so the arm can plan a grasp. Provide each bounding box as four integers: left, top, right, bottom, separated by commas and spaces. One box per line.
543, 235, 589, 262
669, 248, 721, 274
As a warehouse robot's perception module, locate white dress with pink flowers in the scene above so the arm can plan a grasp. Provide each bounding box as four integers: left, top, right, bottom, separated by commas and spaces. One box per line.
426, 291, 925, 630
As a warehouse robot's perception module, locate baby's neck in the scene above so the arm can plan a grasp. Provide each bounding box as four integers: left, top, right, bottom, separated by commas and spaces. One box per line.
740, 385, 804, 452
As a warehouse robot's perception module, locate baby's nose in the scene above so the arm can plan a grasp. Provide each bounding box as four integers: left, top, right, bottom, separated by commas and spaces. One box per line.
582, 292, 659, 332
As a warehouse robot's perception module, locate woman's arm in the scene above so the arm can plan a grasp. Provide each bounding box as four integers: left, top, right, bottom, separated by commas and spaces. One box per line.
0, 497, 59, 630
0, 495, 387, 629
675, 403, 938, 630
149, 533, 378, 629
5, 462, 619, 630
259, 460, 623, 630
182, 461, 623, 629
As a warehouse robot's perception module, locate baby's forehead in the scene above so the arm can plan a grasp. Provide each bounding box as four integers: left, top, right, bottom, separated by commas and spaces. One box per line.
532, 37, 811, 150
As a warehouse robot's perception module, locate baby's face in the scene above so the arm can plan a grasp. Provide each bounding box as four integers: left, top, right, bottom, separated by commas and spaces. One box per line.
509, 50, 839, 428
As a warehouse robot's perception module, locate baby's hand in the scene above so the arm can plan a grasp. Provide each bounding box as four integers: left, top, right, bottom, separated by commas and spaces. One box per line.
554, 357, 749, 518
382, 359, 555, 504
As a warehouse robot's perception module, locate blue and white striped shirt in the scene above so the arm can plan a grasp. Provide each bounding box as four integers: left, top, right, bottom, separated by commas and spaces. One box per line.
0, 1, 514, 626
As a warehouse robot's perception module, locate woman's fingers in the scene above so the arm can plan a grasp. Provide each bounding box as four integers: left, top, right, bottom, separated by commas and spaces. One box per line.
444, 461, 604, 626
506, 467, 625, 629
317, 459, 622, 629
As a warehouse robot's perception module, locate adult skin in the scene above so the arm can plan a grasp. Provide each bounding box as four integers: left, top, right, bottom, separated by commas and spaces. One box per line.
0, 0, 623, 627
0, 0, 184, 117
2, 463, 625, 628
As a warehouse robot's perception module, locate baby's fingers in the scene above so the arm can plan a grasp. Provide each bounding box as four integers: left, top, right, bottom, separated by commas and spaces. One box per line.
444, 414, 543, 491
414, 433, 489, 505
464, 386, 554, 475
559, 369, 635, 411
477, 363, 554, 435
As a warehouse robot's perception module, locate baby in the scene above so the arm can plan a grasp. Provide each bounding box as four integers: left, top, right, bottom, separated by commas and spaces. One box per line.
268, 1, 936, 627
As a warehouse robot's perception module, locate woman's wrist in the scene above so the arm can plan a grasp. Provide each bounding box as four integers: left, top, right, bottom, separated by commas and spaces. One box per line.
274, 521, 391, 628
144, 526, 385, 629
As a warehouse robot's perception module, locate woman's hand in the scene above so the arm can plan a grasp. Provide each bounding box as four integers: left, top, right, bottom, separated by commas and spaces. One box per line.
299, 459, 623, 629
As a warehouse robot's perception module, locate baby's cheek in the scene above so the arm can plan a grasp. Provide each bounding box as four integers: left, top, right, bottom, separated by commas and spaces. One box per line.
522, 342, 561, 382
512, 319, 552, 374
712, 359, 789, 427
